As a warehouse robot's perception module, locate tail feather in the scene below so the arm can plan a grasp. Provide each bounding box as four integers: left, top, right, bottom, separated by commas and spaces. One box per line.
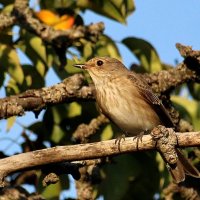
166, 149, 200, 183
176, 149, 200, 178
168, 160, 185, 183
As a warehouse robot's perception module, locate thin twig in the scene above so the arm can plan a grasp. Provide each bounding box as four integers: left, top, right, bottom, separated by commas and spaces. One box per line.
0, 13, 16, 30
73, 114, 109, 143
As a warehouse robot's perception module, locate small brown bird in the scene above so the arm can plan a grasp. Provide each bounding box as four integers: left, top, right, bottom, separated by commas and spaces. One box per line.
74, 57, 199, 183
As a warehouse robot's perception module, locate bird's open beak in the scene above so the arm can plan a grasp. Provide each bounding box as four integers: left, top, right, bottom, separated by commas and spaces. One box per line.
74, 64, 86, 69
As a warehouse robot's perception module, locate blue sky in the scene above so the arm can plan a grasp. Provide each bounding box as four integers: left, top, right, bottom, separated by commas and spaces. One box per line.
0, 0, 200, 198
83, 0, 200, 67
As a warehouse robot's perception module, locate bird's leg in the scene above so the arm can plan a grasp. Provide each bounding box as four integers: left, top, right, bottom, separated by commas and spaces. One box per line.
115, 134, 126, 151
133, 129, 151, 150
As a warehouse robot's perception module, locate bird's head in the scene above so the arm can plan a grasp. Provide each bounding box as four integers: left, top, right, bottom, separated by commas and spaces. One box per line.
74, 57, 128, 82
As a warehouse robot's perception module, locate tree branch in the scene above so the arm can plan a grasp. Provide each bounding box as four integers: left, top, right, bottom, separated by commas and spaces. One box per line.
0, 13, 16, 30
72, 114, 109, 199
1, 45, 200, 120
0, 0, 104, 43
163, 182, 200, 199
141, 43, 200, 93
0, 131, 199, 187
73, 114, 109, 143
13, 0, 104, 46
0, 74, 95, 119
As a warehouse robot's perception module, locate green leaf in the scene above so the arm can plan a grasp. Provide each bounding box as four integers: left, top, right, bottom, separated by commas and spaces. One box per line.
101, 124, 113, 141
99, 153, 160, 200
41, 181, 62, 200
110, 0, 135, 17
51, 124, 65, 143
67, 102, 82, 118
6, 65, 45, 95
17, 30, 48, 77
99, 155, 140, 200
77, 0, 135, 24
95, 35, 121, 60
6, 116, 16, 132
171, 95, 200, 130
29, 36, 47, 65
188, 82, 200, 100
40, 0, 74, 9
0, 44, 24, 84
6, 78, 20, 95
122, 37, 162, 72
2, 4, 13, 13
83, 42, 93, 59
22, 64, 45, 89
38, 174, 69, 200
53, 59, 83, 79
43, 104, 80, 143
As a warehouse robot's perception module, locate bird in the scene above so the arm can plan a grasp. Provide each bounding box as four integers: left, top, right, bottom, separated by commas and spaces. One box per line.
74, 56, 199, 183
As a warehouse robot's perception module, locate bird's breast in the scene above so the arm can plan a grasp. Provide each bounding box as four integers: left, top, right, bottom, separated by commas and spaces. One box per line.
95, 80, 161, 135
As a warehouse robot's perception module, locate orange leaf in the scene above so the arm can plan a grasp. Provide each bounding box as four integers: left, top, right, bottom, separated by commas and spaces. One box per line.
35, 10, 75, 30
53, 16, 75, 30
35, 9, 60, 26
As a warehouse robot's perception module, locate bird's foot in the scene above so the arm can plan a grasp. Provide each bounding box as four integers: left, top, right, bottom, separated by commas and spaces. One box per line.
115, 134, 126, 151
133, 129, 151, 150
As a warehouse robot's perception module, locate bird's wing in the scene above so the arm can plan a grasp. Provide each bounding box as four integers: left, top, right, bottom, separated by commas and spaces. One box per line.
127, 73, 174, 127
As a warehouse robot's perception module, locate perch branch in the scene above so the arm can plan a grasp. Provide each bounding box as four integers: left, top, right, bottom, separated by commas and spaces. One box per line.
0, 131, 199, 187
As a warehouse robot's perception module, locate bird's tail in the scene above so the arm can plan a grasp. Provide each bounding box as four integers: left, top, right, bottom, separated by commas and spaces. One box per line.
167, 149, 200, 183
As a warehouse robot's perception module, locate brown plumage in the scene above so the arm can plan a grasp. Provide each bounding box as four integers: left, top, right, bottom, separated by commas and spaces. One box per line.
74, 56, 199, 183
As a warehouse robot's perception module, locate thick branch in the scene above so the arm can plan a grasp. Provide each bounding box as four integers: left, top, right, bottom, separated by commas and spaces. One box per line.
0, 131, 199, 187
0, 74, 95, 119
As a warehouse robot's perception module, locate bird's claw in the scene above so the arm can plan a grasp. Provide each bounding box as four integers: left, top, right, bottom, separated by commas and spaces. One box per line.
133, 130, 150, 150
115, 134, 126, 151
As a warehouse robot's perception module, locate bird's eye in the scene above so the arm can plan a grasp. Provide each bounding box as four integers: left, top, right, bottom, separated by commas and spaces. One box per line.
96, 60, 103, 66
